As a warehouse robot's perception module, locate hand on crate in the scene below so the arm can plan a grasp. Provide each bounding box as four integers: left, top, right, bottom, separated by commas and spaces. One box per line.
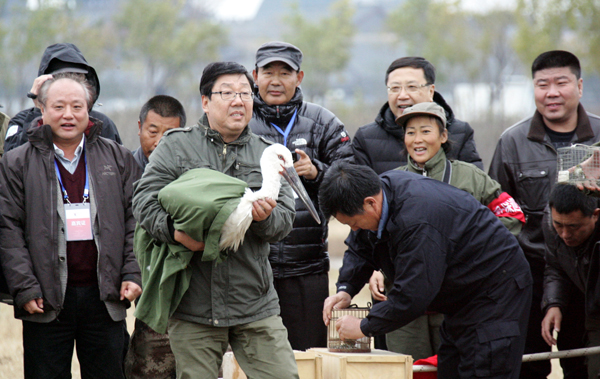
323, 291, 351, 326
336, 315, 366, 341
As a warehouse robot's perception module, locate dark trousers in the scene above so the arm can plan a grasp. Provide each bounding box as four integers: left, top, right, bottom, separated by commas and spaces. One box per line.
22, 286, 127, 379
520, 260, 587, 379
437, 272, 532, 379
274, 273, 329, 351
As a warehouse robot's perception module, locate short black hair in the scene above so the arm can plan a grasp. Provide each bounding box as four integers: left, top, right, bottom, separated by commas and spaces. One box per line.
549, 184, 599, 217
318, 161, 382, 219
532, 50, 581, 79
139, 95, 186, 128
385, 57, 436, 85
199, 62, 254, 99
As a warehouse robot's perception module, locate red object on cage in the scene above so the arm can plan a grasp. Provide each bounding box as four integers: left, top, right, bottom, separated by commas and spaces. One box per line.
413, 355, 437, 379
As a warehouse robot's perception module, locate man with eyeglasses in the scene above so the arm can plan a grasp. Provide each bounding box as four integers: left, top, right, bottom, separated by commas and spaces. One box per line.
352, 56, 482, 174
348, 56, 483, 356
132, 62, 299, 379
248, 41, 352, 351
490, 50, 600, 379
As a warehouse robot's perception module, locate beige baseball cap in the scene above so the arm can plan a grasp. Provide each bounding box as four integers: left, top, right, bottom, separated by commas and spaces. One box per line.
395, 102, 447, 129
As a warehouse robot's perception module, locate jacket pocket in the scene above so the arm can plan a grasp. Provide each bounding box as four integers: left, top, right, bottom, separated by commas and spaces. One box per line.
235, 163, 262, 190
176, 156, 208, 172
474, 320, 520, 377
516, 169, 550, 212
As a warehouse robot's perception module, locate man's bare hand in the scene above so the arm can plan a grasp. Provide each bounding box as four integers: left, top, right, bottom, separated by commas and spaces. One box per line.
120, 281, 142, 302
323, 291, 351, 326
336, 315, 366, 340
23, 298, 44, 314
294, 149, 318, 180
174, 230, 205, 252
252, 198, 277, 222
573, 150, 600, 192
368, 270, 387, 301
541, 306, 562, 346
29, 74, 53, 107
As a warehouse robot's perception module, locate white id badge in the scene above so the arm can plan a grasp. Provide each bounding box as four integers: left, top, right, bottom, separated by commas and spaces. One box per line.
64, 203, 93, 241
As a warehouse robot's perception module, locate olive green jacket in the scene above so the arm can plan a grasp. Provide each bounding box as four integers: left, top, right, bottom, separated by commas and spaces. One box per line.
133, 115, 295, 330
401, 149, 523, 235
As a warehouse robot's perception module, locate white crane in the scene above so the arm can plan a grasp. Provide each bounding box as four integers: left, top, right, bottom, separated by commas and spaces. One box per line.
219, 143, 320, 252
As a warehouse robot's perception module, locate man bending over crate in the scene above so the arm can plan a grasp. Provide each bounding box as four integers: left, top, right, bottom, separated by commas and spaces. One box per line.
320, 161, 532, 379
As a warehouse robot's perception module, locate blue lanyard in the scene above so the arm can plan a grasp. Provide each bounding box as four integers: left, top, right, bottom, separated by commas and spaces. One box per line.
54, 154, 89, 204
270, 109, 298, 146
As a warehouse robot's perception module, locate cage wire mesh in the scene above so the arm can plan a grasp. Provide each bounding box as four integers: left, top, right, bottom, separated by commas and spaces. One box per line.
328, 304, 372, 353
557, 144, 600, 185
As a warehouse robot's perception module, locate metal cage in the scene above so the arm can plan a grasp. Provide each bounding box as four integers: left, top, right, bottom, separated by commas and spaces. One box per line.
557, 144, 600, 185
327, 305, 372, 353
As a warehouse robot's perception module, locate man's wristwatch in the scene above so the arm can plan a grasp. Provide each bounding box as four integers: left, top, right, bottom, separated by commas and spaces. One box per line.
26, 92, 37, 99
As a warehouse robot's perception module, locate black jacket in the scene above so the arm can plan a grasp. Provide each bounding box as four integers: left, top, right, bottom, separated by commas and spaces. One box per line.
542, 207, 600, 323
249, 88, 352, 278
0, 117, 141, 321
489, 105, 600, 265
352, 92, 483, 174
336, 170, 531, 337
4, 43, 121, 153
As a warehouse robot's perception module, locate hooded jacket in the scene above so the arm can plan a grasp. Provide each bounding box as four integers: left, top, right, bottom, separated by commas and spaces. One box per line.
0, 117, 141, 321
352, 92, 483, 174
249, 88, 352, 278
4, 43, 122, 152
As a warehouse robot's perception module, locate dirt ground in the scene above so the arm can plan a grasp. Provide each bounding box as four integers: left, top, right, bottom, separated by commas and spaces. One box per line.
0, 219, 562, 378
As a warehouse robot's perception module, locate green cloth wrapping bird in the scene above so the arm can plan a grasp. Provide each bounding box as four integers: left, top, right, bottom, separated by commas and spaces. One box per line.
133, 168, 247, 333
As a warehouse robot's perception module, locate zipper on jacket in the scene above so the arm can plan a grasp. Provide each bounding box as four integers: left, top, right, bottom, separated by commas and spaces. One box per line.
50, 155, 63, 315
276, 106, 280, 119
222, 144, 228, 170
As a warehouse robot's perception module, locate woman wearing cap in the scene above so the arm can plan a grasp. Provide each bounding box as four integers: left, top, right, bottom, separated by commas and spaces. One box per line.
370, 101, 526, 360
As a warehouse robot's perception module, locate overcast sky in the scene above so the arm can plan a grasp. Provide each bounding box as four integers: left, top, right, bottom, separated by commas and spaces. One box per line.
213, 0, 517, 21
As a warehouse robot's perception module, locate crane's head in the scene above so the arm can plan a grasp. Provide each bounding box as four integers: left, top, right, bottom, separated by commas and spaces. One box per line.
261, 143, 321, 224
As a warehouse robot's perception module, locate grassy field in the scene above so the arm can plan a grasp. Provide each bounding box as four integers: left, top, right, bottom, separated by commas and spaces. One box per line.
0, 219, 562, 378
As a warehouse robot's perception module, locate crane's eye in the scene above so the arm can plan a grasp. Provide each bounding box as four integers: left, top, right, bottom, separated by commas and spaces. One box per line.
277, 154, 285, 161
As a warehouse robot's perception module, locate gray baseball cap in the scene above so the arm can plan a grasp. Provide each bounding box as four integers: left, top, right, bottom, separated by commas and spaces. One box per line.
395, 102, 447, 129
255, 41, 303, 71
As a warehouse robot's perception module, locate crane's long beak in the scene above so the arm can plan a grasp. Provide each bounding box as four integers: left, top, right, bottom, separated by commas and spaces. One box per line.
281, 166, 321, 224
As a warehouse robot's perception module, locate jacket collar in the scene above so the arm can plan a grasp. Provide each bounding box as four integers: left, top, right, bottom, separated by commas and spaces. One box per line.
197, 113, 253, 146
375, 102, 405, 139
406, 148, 447, 179
375, 91, 457, 140
132, 147, 148, 171
253, 87, 304, 123
27, 116, 103, 152
528, 103, 593, 143
433, 92, 456, 125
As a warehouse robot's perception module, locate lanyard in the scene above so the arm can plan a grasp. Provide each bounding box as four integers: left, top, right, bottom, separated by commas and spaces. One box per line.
270, 109, 298, 146
54, 154, 89, 204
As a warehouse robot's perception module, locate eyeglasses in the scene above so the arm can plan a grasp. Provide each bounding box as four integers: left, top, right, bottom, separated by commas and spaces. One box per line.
387, 83, 431, 94
211, 91, 254, 102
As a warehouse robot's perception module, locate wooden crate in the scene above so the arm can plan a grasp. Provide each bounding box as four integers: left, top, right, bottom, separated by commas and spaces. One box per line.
309, 348, 413, 379
223, 350, 322, 379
